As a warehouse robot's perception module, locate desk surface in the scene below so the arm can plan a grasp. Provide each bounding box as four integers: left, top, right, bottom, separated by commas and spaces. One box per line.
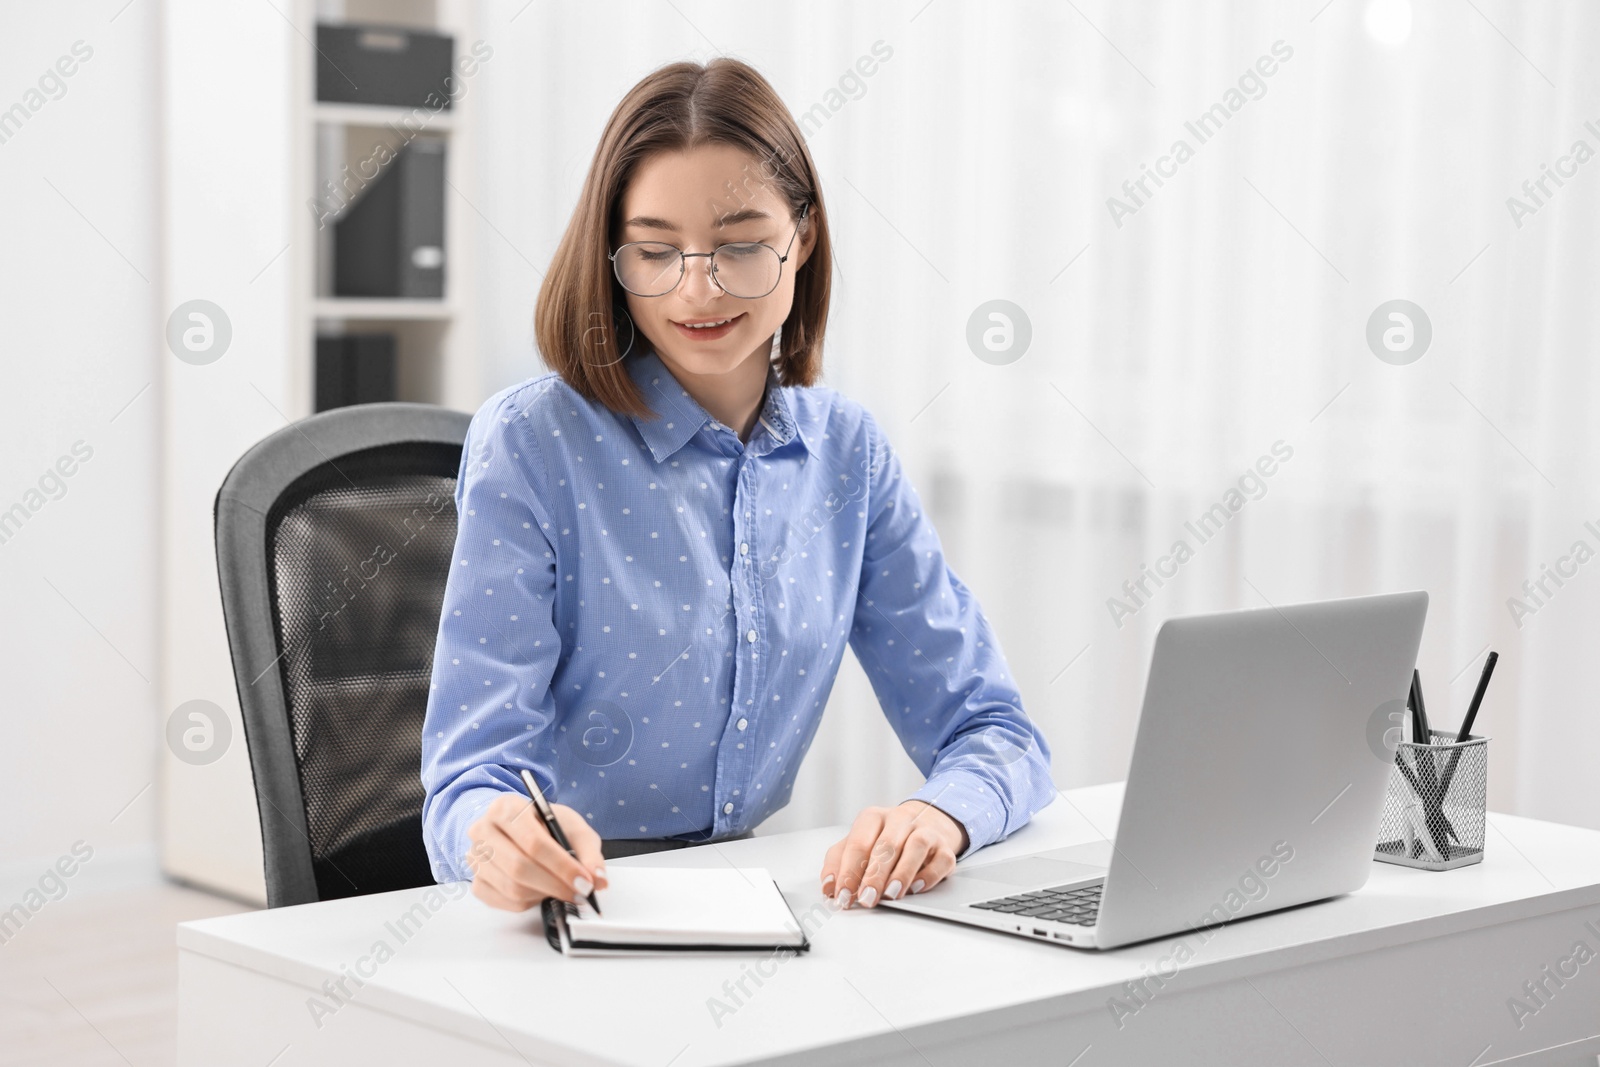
178, 783, 1600, 1067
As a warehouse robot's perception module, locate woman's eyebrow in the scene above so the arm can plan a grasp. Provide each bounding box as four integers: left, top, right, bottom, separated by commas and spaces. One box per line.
623, 207, 773, 232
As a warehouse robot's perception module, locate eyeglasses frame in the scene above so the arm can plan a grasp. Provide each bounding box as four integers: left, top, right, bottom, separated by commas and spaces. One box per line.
608, 201, 811, 299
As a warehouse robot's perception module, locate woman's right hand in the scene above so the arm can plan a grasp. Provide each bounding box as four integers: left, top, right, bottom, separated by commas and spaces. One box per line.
464, 792, 608, 912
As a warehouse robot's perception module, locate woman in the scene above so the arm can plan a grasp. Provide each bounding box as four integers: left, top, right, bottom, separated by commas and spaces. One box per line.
420, 57, 1053, 915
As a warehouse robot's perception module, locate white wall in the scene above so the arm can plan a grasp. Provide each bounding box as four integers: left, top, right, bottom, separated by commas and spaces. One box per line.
0, 1, 162, 893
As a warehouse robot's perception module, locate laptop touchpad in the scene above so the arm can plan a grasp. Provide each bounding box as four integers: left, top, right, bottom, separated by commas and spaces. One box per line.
957, 855, 1105, 888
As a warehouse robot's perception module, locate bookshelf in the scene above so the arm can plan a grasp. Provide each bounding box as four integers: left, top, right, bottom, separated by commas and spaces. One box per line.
312, 101, 459, 130
303, 0, 479, 414
312, 298, 457, 320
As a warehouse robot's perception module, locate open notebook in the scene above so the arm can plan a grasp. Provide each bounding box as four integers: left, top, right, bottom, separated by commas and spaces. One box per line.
540, 867, 811, 956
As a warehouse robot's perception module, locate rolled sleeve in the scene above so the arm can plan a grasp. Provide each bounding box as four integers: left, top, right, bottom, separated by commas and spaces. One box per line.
420, 388, 564, 883
846, 411, 1055, 860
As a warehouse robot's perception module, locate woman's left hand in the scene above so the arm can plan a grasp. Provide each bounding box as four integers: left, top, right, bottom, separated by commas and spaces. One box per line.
820, 800, 969, 908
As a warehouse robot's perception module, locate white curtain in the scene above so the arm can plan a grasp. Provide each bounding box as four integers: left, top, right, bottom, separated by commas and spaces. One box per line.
466, 0, 1600, 837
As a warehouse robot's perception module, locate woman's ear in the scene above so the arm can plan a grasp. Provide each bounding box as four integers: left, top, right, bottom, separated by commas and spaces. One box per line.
795, 205, 819, 270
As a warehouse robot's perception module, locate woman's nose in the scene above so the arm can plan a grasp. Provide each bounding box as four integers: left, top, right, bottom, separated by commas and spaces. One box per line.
676, 254, 723, 303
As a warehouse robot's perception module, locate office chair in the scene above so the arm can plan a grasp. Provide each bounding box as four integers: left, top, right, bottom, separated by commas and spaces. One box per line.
214, 402, 470, 907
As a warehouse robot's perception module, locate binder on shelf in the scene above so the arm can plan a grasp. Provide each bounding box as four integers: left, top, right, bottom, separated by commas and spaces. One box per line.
333, 140, 446, 300
315, 23, 455, 110
315, 333, 396, 412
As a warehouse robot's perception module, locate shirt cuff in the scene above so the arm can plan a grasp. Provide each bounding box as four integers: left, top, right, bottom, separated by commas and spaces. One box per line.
905, 772, 1007, 861
427, 783, 518, 884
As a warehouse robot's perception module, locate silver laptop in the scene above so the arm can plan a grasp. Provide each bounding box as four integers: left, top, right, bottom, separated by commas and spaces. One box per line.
880, 590, 1428, 950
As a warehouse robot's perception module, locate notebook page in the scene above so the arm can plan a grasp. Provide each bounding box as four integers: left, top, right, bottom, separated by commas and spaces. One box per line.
564, 867, 805, 947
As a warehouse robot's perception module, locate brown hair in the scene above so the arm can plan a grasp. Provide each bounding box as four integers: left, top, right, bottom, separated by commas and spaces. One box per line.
534, 58, 832, 421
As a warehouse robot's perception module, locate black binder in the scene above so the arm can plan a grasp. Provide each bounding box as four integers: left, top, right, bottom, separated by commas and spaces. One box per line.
333, 140, 446, 299
315, 333, 396, 411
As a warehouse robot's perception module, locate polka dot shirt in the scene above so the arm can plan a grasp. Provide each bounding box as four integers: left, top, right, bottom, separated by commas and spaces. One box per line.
419, 346, 1053, 884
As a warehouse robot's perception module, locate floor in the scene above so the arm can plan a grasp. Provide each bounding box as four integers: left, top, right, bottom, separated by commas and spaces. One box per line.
0, 881, 254, 1066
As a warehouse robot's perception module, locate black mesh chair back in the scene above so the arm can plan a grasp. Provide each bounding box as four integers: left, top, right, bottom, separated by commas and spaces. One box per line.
214, 403, 470, 907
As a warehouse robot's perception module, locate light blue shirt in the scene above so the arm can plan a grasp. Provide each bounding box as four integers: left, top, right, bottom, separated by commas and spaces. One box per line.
420, 344, 1054, 883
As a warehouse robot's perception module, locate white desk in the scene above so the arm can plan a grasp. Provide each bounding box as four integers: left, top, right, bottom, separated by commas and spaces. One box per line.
177, 783, 1600, 1066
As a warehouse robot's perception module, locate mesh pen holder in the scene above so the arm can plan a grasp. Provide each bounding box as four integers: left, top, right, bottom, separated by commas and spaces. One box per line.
1375, 731, 1488, 870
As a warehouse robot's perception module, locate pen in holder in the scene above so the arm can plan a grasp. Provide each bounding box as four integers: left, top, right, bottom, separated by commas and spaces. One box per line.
1375, 730, 1488, 870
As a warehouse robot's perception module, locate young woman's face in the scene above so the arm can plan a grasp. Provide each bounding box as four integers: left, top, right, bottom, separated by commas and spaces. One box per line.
613, 143, 814, 379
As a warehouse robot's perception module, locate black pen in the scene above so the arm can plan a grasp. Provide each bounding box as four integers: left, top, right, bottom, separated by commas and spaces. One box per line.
1440, 651, 1498, 797
1408, 671, 1424, 745
1413, 669, 1433, 745
1409, 670, 1452, 857
1454, 650, 1498, 744
518, 768, 601, 916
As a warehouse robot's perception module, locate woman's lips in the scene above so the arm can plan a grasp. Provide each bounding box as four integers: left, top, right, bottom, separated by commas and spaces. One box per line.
670, 312, 745, 341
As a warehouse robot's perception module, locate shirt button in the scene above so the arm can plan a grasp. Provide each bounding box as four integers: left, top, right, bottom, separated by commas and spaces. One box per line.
746, 629, 757, 643
736, 718, 748, 731
739, 542, 749, 556
723, 802, 734, 815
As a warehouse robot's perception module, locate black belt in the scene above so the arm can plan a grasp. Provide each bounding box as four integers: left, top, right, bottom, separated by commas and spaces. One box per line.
601, 829, 753, 860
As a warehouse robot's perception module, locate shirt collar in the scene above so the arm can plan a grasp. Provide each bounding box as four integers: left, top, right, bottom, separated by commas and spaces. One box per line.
624, 344, 813, 462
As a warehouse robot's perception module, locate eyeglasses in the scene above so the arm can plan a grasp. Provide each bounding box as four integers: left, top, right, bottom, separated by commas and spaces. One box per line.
609, 203, 809, 299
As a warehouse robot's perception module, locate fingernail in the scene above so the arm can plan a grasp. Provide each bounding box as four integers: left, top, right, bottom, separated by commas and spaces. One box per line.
885, 879, 902, 900
910, 879, 925, 894
834, 887, 852, 909
594, 866, 606, 879
859, 886, 878, 907
821, 873, 835, 891
573, 875, 593, 896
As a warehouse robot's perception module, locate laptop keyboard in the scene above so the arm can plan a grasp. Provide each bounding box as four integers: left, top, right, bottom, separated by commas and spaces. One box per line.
969, 880, 1103, 926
